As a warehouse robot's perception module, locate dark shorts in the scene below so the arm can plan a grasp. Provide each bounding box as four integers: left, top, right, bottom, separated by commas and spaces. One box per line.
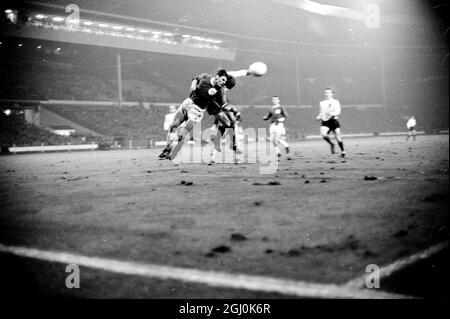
321, 118, 340, 132
214, 111, 236, 128
207, 104, 222, 116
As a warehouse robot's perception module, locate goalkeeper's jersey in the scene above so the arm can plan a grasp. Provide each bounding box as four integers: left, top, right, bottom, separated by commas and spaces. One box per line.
190, 73, 225, 111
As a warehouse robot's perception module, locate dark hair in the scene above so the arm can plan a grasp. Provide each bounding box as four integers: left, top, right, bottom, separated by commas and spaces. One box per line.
272, 95, 280, 98
324, 88, 334, 93
216, 69, 228, 78
225, 75, 236, 89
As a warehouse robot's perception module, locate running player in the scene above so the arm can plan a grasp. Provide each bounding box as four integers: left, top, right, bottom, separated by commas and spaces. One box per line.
405, 116, 417, 141
316, 88, 345, 158
263, 96, 290, 157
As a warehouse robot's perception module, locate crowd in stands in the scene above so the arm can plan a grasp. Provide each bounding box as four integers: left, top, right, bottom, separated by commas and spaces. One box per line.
0, 57, 174, 102
0, 111, 102, 148
44, 103, 170, 141
118, 79, 173, 103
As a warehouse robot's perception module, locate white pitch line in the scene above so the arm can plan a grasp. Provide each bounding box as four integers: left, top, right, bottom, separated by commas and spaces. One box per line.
0, 243, 411, 299
345, 241, 449, 289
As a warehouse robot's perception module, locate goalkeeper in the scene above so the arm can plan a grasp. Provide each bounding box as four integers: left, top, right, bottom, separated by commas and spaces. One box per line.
159, 68, 254, 160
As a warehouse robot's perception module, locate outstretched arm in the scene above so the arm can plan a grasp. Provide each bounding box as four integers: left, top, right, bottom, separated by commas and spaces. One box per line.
227, 69, 249, 78
189, 79, 198, 94
263, 111, 272, 121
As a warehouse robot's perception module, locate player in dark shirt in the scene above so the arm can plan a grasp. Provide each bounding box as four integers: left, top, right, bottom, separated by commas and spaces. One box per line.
263, 96, 290, 157
159, 68, 254, 160
158, 69, 233, 159
209, 102, 243, 163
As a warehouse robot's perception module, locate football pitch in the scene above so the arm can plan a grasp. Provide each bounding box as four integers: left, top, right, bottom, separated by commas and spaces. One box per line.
0, 135, 448, 298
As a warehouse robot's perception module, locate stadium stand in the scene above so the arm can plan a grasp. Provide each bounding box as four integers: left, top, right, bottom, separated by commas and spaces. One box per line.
43, 103, 170, 141
115, 79, 173, 103
238, 103, 448, 139
0, 111, 101, 148
0, 56, 174, 102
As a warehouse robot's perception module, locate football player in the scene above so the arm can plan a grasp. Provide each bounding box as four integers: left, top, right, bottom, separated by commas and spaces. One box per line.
405, 116, 417, 141
263, 96, 290, 157
159, 68, 254, 160
316, 88, 345, 158
209, 105, 243, 164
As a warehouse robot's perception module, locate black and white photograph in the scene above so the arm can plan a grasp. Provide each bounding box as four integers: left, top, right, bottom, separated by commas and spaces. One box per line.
0, 0, 448, 304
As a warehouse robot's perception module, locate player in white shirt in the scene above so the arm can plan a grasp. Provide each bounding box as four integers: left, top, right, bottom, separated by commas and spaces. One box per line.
263, 96, 290, 157
406, 116, 417, 141
316, 88, 345, 158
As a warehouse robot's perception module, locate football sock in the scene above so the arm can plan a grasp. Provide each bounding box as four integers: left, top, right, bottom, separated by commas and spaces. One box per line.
323, 136, 334, 146
280, 140, 289, 148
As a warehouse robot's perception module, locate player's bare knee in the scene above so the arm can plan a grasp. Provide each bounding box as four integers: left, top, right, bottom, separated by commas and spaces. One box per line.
320, 127, 329, 137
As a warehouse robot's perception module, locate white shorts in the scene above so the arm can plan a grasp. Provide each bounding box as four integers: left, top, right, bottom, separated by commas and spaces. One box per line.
269, 122, 286, 140
178, 98, 205, 123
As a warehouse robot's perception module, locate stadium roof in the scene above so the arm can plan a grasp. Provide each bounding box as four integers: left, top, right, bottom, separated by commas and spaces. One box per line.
11, 0, 449, 48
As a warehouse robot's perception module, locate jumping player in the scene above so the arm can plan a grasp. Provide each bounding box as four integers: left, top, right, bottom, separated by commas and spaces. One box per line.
316, 88, 345, 158
159, 68, 254, 160
263, 96, 290, 157
406, 116, 417, 141
158, 69, 232, 159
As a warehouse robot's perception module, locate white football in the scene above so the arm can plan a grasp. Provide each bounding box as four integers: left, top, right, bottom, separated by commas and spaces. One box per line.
249, 62, 267, 76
